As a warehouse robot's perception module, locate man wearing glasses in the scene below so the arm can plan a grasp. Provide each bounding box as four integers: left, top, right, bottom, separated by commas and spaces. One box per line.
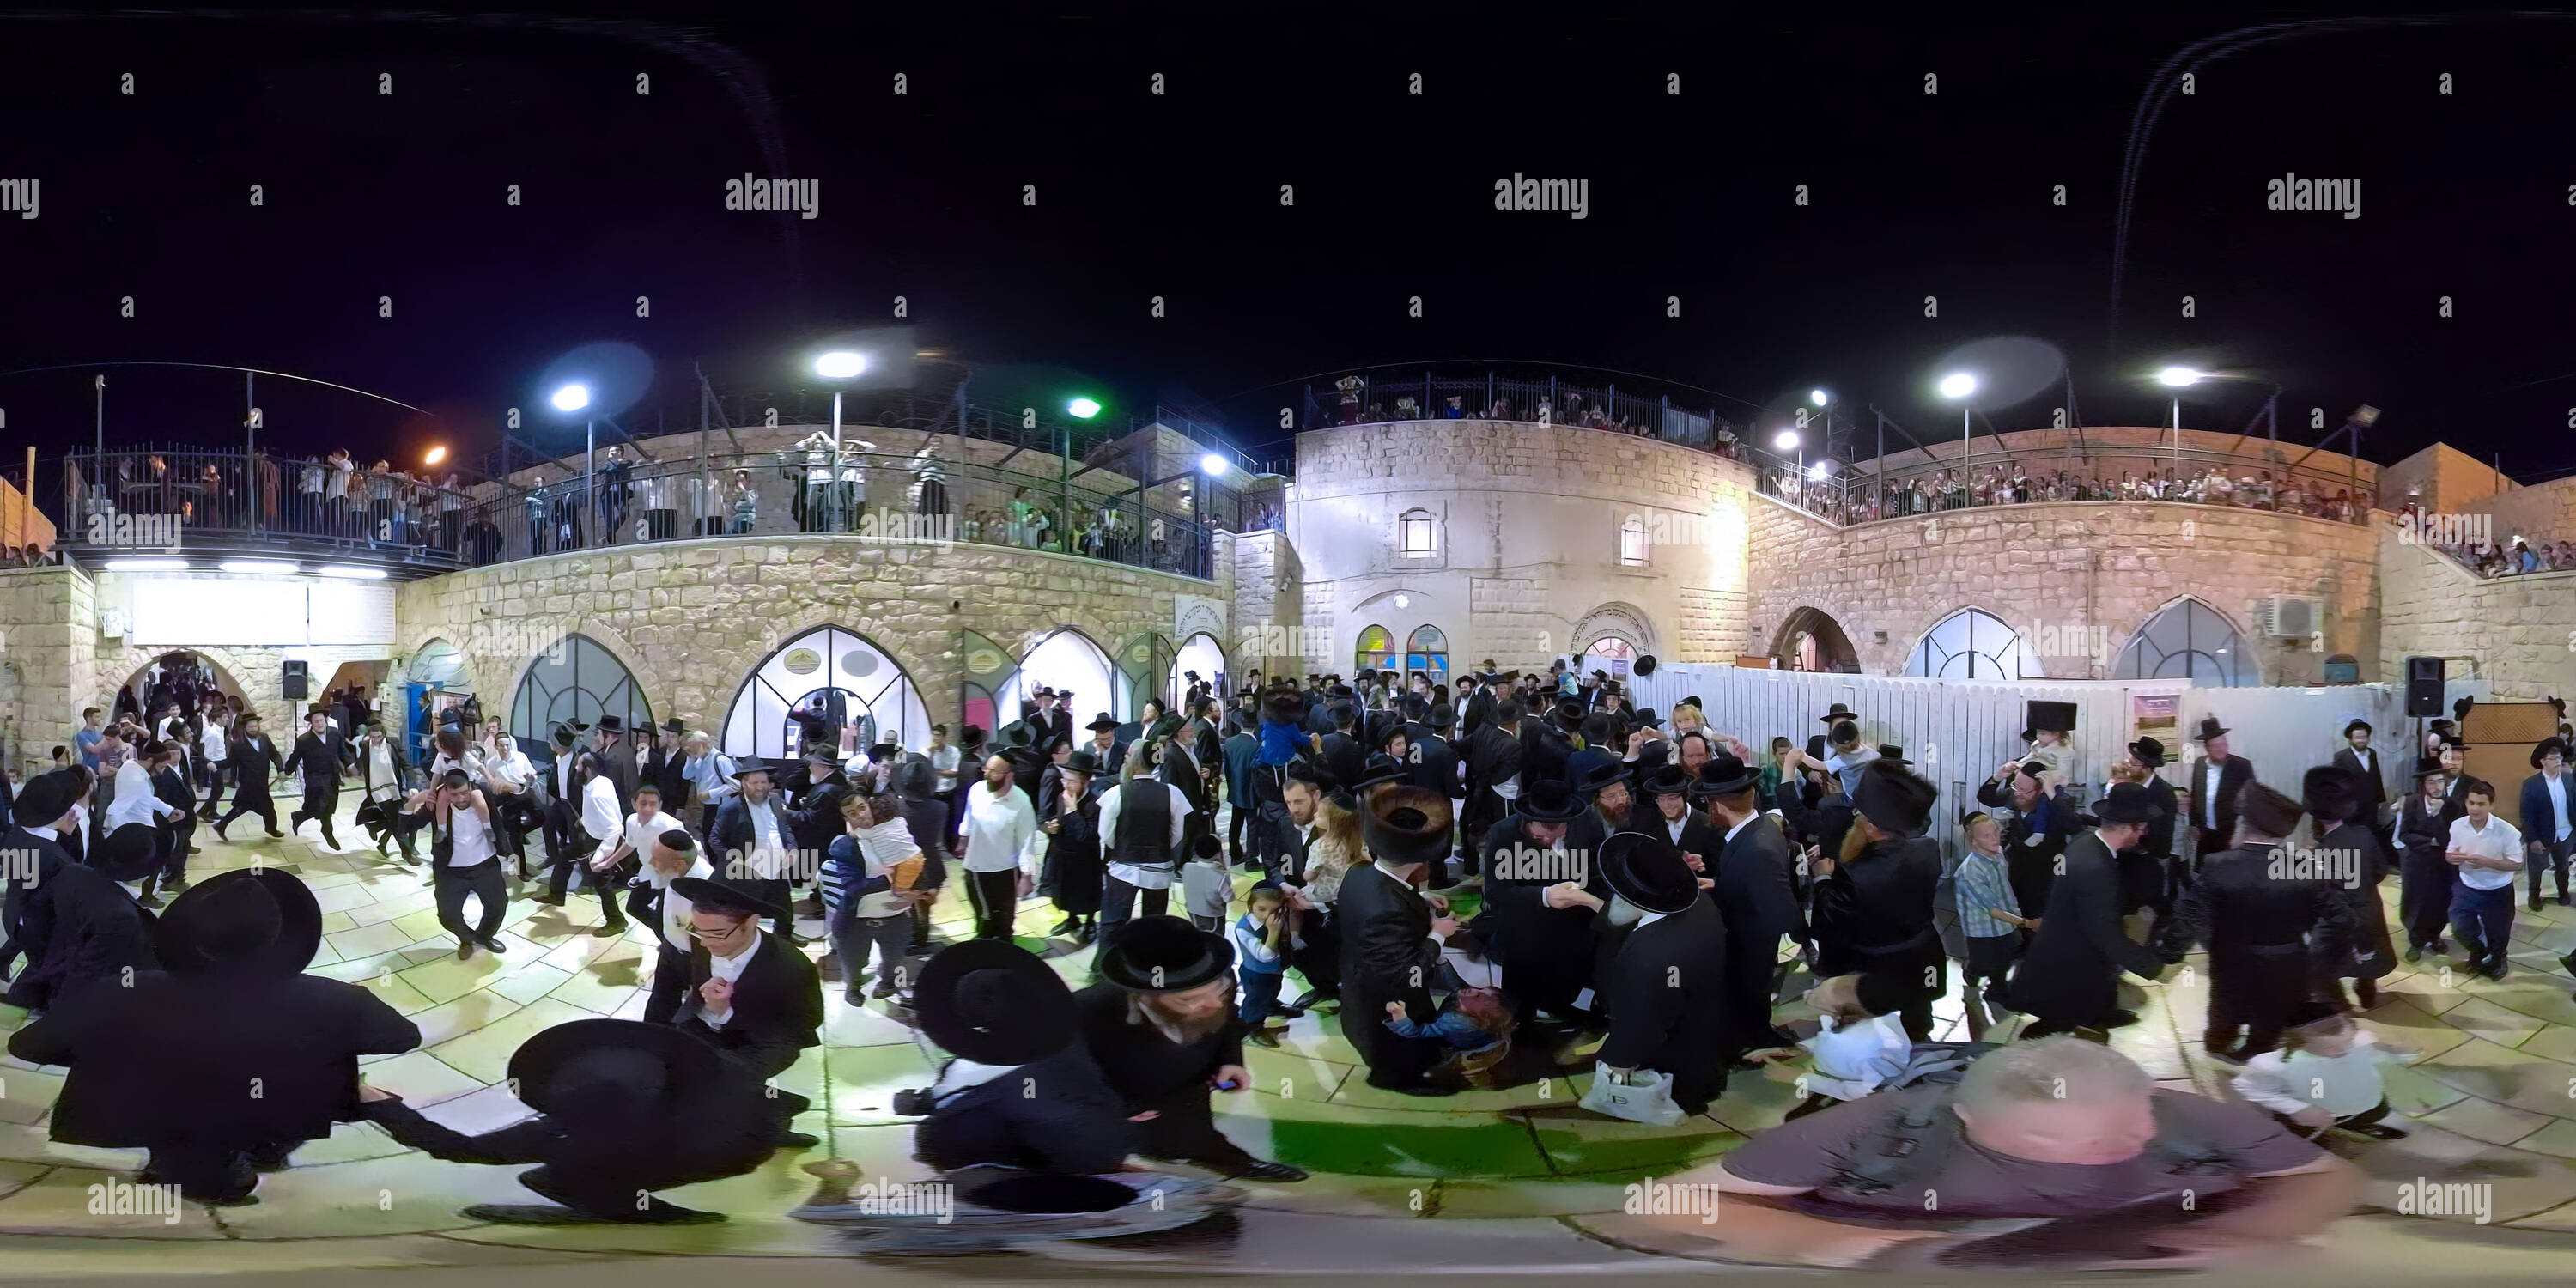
670, 878, 823, 1151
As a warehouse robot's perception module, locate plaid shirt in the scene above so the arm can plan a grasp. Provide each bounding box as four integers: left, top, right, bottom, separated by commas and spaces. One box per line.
1954, 848, 2020, 939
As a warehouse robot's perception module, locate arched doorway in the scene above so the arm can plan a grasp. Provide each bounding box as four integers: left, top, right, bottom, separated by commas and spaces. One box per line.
721, 625, 931, 760
1904, 608, 2044, 680
404, 639, 475, 761
1771, 606, 1861, 673
995, 629, 1121, 731
1583, 635, 1638, 680
1171, 632, 1227, 702
509, 635, 654, 752
115, 650, 248, 728
2112, 598, 2259, 687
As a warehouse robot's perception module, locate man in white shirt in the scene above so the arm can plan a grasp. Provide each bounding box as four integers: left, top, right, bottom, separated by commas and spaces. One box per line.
404, 769, 509, 959
2518, 738, 2575, 912
106, 741, 185, 836
2445, 778, 2524, 980
957, 754, 1037, 940
1097, 756, 1195, 945
195, 706, 230, 821
544, 753, 631, 935
636, 828, 715, 1024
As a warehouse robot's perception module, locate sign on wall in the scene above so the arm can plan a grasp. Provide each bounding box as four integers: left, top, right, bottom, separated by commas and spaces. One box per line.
1175, 593, 1227, 645
119, 574, 397, 647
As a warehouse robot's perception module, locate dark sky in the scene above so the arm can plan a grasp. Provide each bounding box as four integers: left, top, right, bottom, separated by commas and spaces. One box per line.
4, 6, 2574, 482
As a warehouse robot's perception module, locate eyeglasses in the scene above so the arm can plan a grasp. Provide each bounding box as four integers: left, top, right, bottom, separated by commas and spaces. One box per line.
687, 920, 750, 941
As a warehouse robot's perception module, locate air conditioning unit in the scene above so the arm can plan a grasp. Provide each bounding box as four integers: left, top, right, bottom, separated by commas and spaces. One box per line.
2259, 595, 2323, 639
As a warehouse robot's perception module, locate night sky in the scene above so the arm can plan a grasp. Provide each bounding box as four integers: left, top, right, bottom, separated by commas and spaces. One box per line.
4, 7, 2573, 483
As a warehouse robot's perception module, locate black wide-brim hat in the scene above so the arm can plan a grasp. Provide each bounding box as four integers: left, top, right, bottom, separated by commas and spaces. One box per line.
1065, 748, 1108, 775
1569, 758, 1631, 798
916, 939, 1078, 1064
94, 822, 167, 884
671, 876, 788, 924
1513, 780, 1588, 822
2411, 756, 2447, 780
13, 769, 82, 830
2128, 736, 2166, 769
2534, 737, 2573, 769
2190, 715, 2228, 742
153, 865, 325, 975
2093, 781, 2163, 824
1688, 751, 1759, 799
1600, 830, 1700, 917
1351, 754, 1409, 793
1851, 760, 1939, 835
1639, 764, 1694, 798
508, 1018, 737, 1116
1364, 787, 1455, 866
2302, 764, 2366, 824
731, 755, 777, 780
1095, 914, 1236, 993
662, 718, 688, 734
1420, 704, 1455, 730
595, 715, 626, 733
1087, 712, 1121, 732
1816, 702, 1859, 724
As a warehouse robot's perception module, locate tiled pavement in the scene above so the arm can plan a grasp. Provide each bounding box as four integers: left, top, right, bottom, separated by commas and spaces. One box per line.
4, 803, 2576, 1275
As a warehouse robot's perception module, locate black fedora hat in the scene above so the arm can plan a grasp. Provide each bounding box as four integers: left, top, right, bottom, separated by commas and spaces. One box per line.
2533, 737, 2573, 769
870, 739, 902, 759
93, 822, 167, 884
671, 876, 787, 925
2411, 756, 2447, 780
1351, 754, 1409, 793
2092, 781, 2163, 825
915, 939, 1078, 1065
1094, 914, 1235, 993
1086, 712, 1121, 732
958, 724, 987, 751
1633, 654, 1657, 677
507, 1018, 737, 1117
2023, 700, 2076, 737
2302, 764, 2366, 825
731, 754, 777, 780
660, 718, 687, 734
1552, 699, 1589, 731
1816, 702, 1860, 724
1688, 750, 1759, 799
153, 866, 325, 975
1420, 704, 1455, 731
1851, 760, 1939, 835
1570, 758, 1631, 798
2190, 715, 2228, 742
1639, 764, 1694, 799
2128, 736, 2166, 769
13, 769, 82, 829
1065, 748, 1108, 776
1512, 780, 1588, 822
595, 714, 626, 733
1363, 787, 1455, 867
1598, 830, 1700, 917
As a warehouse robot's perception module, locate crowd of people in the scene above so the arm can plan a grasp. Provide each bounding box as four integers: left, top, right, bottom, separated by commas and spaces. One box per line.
15, 659, 2574, 1264
1766, 461, 2377, 527
87, 449, 472, 548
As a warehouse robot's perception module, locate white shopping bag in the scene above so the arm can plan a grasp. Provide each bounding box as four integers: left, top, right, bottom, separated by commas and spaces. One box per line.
1579, 1060, 1686, 1127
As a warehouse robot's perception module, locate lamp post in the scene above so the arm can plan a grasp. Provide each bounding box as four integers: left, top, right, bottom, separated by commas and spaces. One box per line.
815, 351, 868, 530
2157, 365, 2200, 486
1938, 373, 1978, 501
550, 384, 594, 536
1772, 428, 1804, 507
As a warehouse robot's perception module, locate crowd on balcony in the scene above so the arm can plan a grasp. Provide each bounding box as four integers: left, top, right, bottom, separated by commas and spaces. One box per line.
1765, 460, 2376, 526
89, 450, 471, 548
1321, 378, 1658, 437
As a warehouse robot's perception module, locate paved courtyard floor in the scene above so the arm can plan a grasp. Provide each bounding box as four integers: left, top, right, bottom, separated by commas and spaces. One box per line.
6, 803, 2576, 1278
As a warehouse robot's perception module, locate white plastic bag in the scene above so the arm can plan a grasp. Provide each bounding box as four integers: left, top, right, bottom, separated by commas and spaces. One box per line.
1579, 1061, 1686, 1126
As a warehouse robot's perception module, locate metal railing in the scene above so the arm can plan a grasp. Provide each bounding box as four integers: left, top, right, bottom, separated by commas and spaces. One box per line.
1303, 371, 1735, 450
1751, 443, 2378, 527
60, 447, 477, 566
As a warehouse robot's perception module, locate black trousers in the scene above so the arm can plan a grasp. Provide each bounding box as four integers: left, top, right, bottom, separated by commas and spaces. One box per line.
492, 794, 544, 871
2204, 947, 2312, 1059
1227, 795, 1256, 864
963, 867, 1019, 939
156, 813, 197, 883
198, 757, 228, 815
217, 791, 278, 834
644, 940, 693, 1024
545, 833, 624, 924
1097, 873, 1169, 943
434, 859, 508, 944
292, 784, 341, 846
2399, 851, 2452, 950
543, 797, 580, 875
2269, 1097, 2390, 1136
2529, 833, 2574, 902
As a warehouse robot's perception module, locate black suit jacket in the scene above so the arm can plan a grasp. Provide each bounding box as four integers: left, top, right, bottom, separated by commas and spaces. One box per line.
1336, 861, 1440, 1021
1460, 690, 1496, 740
674, 930, 823, 1080
1597, 894, 1730, 1112
1406, 732, 1461, 799
1463, 725, 1523, 799
280, 732, 345, 793
1316, 731, 1366, 789
600, 738, 642, 815
2186, 755, 2257, 848
1714, 814, 1808, 943
2332, 747, 2390, 814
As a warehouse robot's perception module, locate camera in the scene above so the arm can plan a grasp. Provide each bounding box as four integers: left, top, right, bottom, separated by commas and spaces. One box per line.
890, 1087, 935, 1117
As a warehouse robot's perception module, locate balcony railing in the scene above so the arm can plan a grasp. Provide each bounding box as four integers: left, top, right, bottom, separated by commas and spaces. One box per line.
1753, 443, 2379, 527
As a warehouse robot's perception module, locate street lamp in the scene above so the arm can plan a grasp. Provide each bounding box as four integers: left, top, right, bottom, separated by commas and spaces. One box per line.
812, 352, 874, 530
1067, 397, 1103, 420
1198, 453, 1230, 477
1773, 428, 1807, 504
550, 383, 597, 520
422, 445, 447, 467
1938, 371, 1978, 469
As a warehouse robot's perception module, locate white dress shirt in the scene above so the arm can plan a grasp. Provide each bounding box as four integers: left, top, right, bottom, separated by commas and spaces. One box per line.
580, 775, 623, 842
106, 759, 179, 831
702, 933, 762, 1030
647, 854, 714, 951
2201, 759, 2224, 830
2450, 814, 2524, 890
2546, 771, 2572, 843
739, 796, 790, 878
1099, 780, 1194, 890
440, 803, 498, 867
959, 781, 1038, 875
200, 721, 228, 762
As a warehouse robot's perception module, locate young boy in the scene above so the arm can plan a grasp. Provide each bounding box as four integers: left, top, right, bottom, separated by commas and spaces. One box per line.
2446, 779, 2524, 980
2229, 1001, 2415, 1140
1236, 885, 1294, 1048
1180, 834, 1230, 932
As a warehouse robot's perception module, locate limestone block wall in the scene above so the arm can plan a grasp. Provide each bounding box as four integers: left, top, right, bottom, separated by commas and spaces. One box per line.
0, 565, 94, 779
2460, 477, 2576, 549
2379, 530, 2576, 701
1288, 420, 1757, 677
1744, 496, 2382, 684
392, 534, 1218, 733
1230, 529, 1303, 679
2379, 443, 2512, 514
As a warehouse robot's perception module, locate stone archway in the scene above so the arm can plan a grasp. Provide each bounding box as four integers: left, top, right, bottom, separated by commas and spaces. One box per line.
1769, 605, 1860, 673
1571, 602, 1658, 658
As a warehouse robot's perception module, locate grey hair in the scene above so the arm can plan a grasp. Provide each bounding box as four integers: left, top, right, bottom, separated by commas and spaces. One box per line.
1955, 1036, 2151, 1111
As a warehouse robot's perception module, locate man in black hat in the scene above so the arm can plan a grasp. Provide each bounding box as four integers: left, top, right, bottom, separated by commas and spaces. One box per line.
1314, 701, 1366, 790
711, 756, 806, 943
357, 1017, 779, 1224
594, 714, 641, 815
2109, 736, 2179, 931
2011, 782, 2172, 1039
1, 769, 84, 957
1974, 758, 2076, 920
2518, 736, 2575, 910
1470, 778, 1605, 1026
1695, 751, 1808, 1052
1810, 760, 1945, 1041
5, 821, 162, 1012
1342, 787, 1463, 1095
647, 718, 694, 818
2303, 765, 2395, 1010
212, 711, 287, 841
1455, 672, 1492, 741
2397, 754, 2460, 961
1039, 748, 1108, 942
14, 867, 422, 1205
671, 878, 823, 1100
1158, 714, 1214, 866
281, 707, 350, 850
1461, 698, 1529, 876
2185, 717, 2255, 884
2331, 720, 2387, 836
1076, 916, 1306, 1181
1594, 831, 1734, 1115
1220, 714, 1262, 870
1407, 700, 1461, 801
912, 939, 1131, 1176
633, 829, 717, 1024
2155, 782, 2354, 1062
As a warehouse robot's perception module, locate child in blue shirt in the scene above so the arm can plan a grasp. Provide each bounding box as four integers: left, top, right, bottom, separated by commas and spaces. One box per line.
1236, 886, 1296, 1046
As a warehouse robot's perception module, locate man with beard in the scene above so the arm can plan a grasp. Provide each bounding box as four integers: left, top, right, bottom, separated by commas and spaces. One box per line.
1, 772, 88, 983
1315, 702, 1367, 791
1698, 751, 1810, 1052
2306, 766, 2395, 1010
1808, 759, 1944, 1042
1469, 780, 1602, 1026
1975, 759, 2075, 927
282, 709, 349, 849
592, 716, 641, 815
2518, 736, 2575, 911
2156, 782, 2354, 1062
647, 719, 693, 819
2185, 718, 2256, 885
2396, 756, 2457, 962
1592, 830, 1733, 1118
1340, 786, 1463, 1096
1075, 915, 1307, 1181
711, 756, 809, 944
2010, 782, 2172, 1039
1461, 699, 1529, 876
1565, 758, 1633, 855
2107, 737, 2178, 937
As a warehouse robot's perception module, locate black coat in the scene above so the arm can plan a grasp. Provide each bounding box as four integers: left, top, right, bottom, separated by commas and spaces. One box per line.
1336, 860, 1442, 1074
2010, 830, 2166, 1026
673, 930, 823, 1080
1406, 732, 1461, 799
12, 969, 420, 1148
1316, 732, 1367, 791
1072, 981, 1244, 1108
0, 824, 72, 939
2317, 820, 2395, 980
599, 738, 642, 815
1460, 689, 1495, 740
282, 730, 349, 794
2333, 747, 2391, 816
2185, 755, 2257, 848
1810, 835, 1942, 986
1974, 781, 2078, 916
2, 860, 157, 1012
228, 732, 286, 801
1597, 894, 1731, 1114
1469, 817, 1606, 1018
1039, 781, 1105, 915
647, 744, 694, 815
913, 1045, 1132, 1175
1462, 725, 1523, 800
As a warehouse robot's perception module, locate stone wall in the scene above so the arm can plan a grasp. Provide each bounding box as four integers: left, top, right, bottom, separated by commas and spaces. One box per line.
1230, 529, 1303, 679
2379, 530, 2576, 701
1288, 420, 1757, 677
2461, 477, 2576, 550
0, 564, 93, 780
2379, 443, 2512, 515
393, 532, 1222, 733
1744, 496, 2382, 683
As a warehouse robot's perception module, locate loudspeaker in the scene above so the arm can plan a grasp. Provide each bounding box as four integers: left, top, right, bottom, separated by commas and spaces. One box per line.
283, 659, 310, 701
2403, 657, 2444, 717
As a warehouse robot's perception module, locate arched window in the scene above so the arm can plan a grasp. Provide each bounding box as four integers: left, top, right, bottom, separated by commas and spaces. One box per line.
1398, 508, 1437, 558
1172, 632, 1227, 698
721, 626, 931, 760
997, 629, 1121, 726
1904, 609, 2044, 680
1618, 514, 1649, 566
1356, 624, 1394, 673
2112, 599, 2257, 687
511, 635, 653, 749
1406, 624, 1449, 682
1583, 634, 1637, 678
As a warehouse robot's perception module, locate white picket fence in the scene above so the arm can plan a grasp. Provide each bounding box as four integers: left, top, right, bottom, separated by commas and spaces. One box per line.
1628, 664, 2408, 854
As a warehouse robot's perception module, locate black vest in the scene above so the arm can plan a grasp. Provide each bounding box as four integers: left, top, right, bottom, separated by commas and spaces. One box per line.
1111, 779, 1174, 873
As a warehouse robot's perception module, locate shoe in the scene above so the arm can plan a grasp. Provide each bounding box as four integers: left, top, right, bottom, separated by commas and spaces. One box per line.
264, 828, 284, 838
185, 846, 202, 856
2530, 896, 2544, 913
1286, 988, 1327, 1012
775, 1131, 820, 1151
2403, 944, 2424, 963
211, 821, 228, 842
457, 939, 475, 959
1246, 1029, 1281, 1048
591, 920, 629, 938
137, 892, 164, 910
528, 894, 565, 907
476, 935, 507, 954
161, 877, 190, 894
781, 932, 811, 948
1076, 921, 1098, 945
1050, 916, 1079, 935
844, 988, 867, 1005
1224, 1159, 1308, 1182
1273, 1004, 1307, 1019
2561, 894, 2572, 908
2346, 1121, 2410, 1140
2487, 960, 2510, 981
870, 981, 898, 999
